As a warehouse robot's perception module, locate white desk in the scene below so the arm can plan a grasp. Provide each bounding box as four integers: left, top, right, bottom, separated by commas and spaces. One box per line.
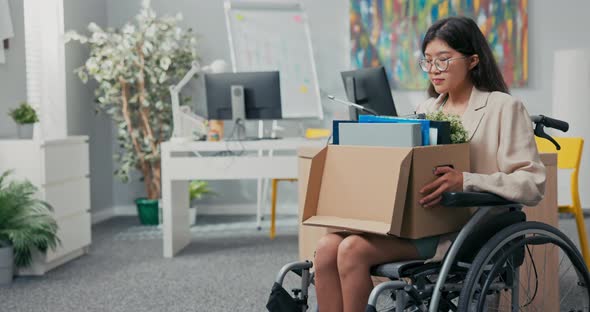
161, 137, 325, 257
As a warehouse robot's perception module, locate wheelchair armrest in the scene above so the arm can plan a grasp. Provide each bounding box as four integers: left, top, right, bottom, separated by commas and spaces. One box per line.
441, 192, 520, 207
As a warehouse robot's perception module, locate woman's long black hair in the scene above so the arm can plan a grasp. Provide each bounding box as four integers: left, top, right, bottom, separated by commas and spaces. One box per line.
421, 16, 509, 98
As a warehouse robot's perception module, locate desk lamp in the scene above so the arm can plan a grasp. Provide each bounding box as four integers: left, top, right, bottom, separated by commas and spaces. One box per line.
169, 59, 228, 142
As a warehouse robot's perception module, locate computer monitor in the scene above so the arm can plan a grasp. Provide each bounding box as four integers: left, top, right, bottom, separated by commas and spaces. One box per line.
204, 71, 282, 121
340, 66, 397, 120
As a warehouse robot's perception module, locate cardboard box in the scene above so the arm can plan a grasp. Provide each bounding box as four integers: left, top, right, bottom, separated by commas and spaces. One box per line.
298, 147, 331, 261
302, 143, 472, 239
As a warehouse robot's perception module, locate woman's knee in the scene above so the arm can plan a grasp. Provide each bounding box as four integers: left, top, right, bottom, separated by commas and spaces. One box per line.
336, 235, 371, 273
314, 233, 344, 270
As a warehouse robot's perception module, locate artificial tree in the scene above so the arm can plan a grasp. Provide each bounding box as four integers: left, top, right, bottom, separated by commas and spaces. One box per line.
66, 0, 199, 199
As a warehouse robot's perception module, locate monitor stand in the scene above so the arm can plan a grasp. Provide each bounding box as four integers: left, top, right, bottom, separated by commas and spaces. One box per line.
227, 84, 247, 141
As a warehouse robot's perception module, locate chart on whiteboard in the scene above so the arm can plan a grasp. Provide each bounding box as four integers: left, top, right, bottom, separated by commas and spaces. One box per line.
226, 6, 323, 119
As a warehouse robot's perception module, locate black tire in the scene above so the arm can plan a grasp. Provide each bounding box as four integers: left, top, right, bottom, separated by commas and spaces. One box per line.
458, 221, 590, 311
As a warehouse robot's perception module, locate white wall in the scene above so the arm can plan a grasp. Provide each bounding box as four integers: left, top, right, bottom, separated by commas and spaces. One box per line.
519, 2, 590, 206
104, 0, 590, 212
0, 0, 27, 138
511, 1, 590, 115
63, 0, 114, 218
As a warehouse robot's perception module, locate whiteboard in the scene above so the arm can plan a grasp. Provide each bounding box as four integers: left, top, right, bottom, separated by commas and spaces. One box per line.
224, 1, 323, 119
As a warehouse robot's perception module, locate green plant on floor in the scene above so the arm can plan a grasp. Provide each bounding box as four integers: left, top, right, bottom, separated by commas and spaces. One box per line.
189, 180, 215, 201
8, 102, 39, 125
425, 111, 469, 144
65, 0, 200, 200
0, 171, 60, 268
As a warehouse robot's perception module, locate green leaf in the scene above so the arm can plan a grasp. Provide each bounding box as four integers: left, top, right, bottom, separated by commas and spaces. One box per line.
188, 180, 216, 201
8, 102, 39, 124
0, 171, 60, 268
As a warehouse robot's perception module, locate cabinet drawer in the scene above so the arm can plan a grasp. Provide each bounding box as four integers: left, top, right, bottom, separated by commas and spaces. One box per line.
44, 177, 90, 218
0, 142, 42, 186
43, 143, 89, 184
46, 212, 91, 263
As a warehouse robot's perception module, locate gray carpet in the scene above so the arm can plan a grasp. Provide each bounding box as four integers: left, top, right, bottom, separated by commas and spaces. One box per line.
0, 215, 307, 312
0, 214, 589, 311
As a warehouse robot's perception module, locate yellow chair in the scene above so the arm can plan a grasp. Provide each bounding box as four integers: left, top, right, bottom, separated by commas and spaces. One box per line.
269, 128, 331, 239
536, 136, 589, 267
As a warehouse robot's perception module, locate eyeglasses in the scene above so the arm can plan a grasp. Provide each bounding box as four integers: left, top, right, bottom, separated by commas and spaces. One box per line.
419, 56, 467, 72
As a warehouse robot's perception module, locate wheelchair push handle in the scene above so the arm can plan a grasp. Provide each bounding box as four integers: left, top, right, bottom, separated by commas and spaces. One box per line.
530, 114, 569, 150
530, 114, 569, 132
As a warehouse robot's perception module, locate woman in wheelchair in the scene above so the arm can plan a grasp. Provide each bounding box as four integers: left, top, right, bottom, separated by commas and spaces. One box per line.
269, 15, 589, 312
313, 16, 548, 312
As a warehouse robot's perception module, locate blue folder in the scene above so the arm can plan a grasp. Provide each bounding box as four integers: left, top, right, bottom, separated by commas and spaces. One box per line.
332, 120, 357, 145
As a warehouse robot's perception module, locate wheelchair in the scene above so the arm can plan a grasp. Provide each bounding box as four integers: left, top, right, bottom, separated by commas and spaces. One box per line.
267, 115, 590, 312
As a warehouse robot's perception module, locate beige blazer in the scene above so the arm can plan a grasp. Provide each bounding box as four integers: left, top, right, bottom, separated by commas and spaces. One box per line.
417, 87, 546, 206
416, 87, 546, 261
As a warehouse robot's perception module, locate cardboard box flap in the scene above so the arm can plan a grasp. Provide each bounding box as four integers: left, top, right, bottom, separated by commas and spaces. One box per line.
303, 216, 391, 235
298, 146, 325, 159
303, 147, 328, 221
389, 152, 412, 234
305, 145, 412, 234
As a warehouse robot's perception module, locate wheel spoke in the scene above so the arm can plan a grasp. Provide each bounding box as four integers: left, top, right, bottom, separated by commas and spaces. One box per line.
560, 281, 579, 306
541, 244, 547, 310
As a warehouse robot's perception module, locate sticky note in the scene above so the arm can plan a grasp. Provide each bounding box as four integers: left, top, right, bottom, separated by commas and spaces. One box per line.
236, 14, 245, 21
293, 15, 302, 23
299, 85, 308, 93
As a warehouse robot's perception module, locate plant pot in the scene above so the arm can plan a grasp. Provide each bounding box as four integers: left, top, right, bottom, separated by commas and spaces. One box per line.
135, 198, 159, 225
0, 245, 14, 286
189, 206, 198, 226
16, 123, 34, 139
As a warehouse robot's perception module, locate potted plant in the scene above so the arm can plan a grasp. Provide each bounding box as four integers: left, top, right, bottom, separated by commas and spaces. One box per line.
0, 171, 60, 285
8, 102, 39, 139
65, 0, 199, 224
425, 111, 469, 144
188, 180, 214, 226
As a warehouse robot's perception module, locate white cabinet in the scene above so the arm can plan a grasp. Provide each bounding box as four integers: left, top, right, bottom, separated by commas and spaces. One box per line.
0, 136, 91, 275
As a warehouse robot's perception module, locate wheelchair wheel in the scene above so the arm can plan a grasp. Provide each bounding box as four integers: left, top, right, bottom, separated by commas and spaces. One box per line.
458, 221, 590, 311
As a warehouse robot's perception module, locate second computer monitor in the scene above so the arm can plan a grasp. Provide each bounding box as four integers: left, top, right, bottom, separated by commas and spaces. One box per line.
205, 71, 282, 121
340, 66, 397, 120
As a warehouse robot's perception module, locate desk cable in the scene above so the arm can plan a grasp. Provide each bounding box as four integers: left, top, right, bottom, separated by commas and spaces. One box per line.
214, 119, 246, 157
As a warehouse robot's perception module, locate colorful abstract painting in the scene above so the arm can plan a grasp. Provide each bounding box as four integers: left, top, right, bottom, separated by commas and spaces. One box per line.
350, 0, 528, 90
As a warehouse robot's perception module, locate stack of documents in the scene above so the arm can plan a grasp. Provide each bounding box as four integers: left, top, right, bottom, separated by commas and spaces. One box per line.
338, 123, 422, 147
333, 115, 451, 146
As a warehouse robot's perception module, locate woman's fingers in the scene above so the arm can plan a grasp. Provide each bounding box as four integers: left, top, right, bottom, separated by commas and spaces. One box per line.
420, 183, 448, 206
420, 176, 445, 195
423, 195, 442, 208
420, 167, 463, 207
433, 166, 454, 176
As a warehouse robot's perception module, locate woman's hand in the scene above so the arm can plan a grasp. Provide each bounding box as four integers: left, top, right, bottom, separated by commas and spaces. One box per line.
419, 166, 463, 208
